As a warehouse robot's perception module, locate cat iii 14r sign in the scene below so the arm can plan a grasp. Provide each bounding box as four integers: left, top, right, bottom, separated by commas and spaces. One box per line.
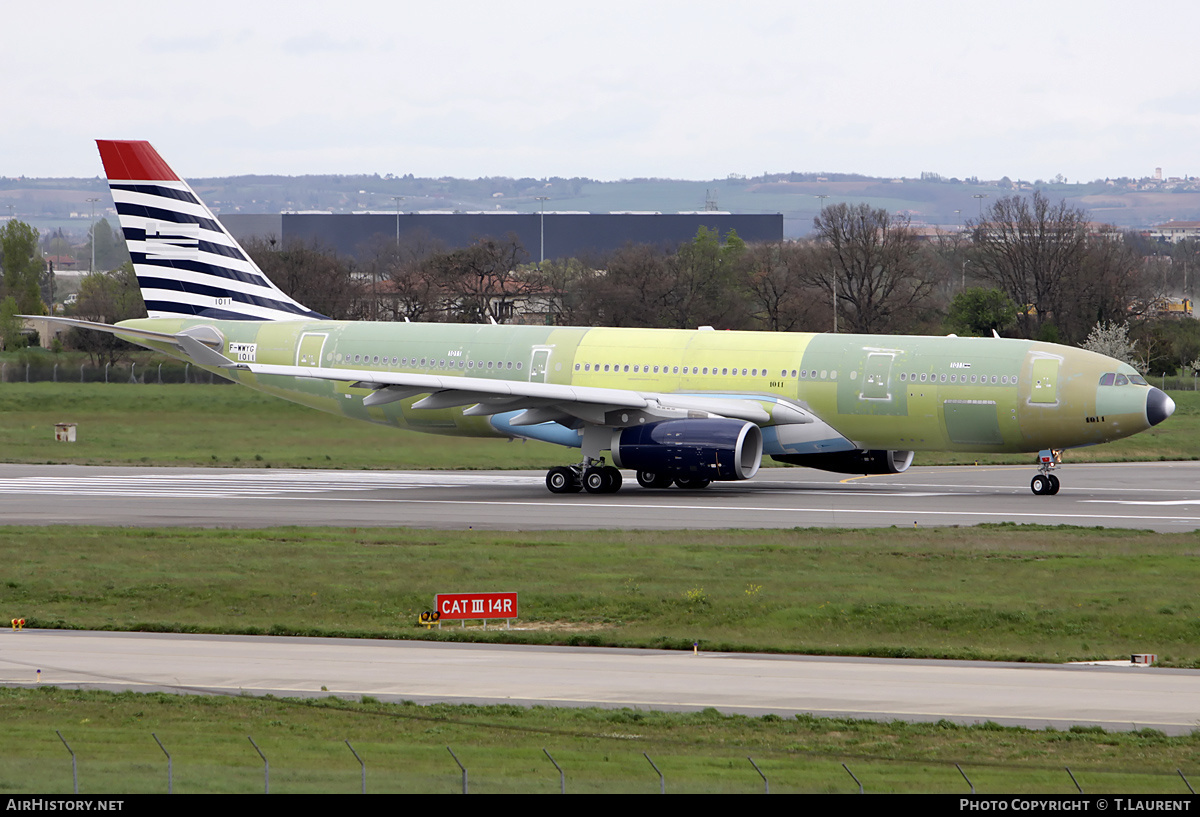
436, 592, 518, 622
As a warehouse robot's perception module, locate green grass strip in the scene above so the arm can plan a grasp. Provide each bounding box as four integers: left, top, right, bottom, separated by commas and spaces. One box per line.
1, 688, 1197, 794
4, 525, 1200, 666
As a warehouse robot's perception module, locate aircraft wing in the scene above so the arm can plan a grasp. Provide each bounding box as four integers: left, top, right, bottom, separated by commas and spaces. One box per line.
237, 360, 795, 428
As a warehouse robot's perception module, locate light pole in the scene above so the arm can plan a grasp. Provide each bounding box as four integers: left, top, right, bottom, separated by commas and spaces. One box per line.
535, 196, 549, 269
86, 198, 99, 273
973, 193, 988, 220
391, 196, 404, 246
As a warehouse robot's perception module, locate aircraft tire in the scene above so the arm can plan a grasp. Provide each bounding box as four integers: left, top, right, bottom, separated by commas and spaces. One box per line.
546, 466, 578, 494
1031, 474, 1050, 495
1048, 474, 1060, 495
604, 466, 623, 493
637, 470, 674, 489
583, 467, 611, 494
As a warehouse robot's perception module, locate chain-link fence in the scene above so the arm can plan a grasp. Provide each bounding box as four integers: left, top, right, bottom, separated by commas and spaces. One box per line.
13, 732, 1200, 795
0, 361, 231, 384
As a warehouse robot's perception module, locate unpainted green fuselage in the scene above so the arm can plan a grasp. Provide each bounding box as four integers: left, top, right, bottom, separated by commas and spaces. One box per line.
117, 317, 1156, 457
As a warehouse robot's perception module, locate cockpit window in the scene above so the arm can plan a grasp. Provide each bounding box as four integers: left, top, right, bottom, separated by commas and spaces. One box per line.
1099, 373, 1115, 386
1114, 374, 1128, 386
1129, 374, 1148, 386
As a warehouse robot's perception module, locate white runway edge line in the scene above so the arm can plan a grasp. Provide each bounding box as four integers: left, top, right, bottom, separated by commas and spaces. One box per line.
280, 495, 1200, 525
0, 472, 544, 497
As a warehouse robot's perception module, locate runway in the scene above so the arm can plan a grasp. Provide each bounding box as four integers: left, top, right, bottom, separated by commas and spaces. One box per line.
2, 461, 1200, 531
2, 630, 1195, 734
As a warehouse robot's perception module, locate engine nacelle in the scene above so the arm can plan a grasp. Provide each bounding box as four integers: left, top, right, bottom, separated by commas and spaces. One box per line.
611, 419, 763, 481
772, 449, 915, 475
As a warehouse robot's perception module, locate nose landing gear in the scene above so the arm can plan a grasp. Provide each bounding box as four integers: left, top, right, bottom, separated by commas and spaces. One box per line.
1031, 449, 1062, 495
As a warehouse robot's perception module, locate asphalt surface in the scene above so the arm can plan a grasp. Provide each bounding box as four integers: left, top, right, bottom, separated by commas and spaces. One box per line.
1, 461, 1199, 531
4, 630, 1196, 734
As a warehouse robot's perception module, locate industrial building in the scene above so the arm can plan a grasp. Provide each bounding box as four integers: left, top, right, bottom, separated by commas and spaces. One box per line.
221, 211, 784, 261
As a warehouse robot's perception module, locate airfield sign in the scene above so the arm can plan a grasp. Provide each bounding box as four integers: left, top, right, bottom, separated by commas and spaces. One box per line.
436, 592, 518, 622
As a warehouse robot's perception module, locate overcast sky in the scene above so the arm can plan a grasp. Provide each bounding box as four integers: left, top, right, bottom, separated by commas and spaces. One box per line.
4, 0, 1198, 183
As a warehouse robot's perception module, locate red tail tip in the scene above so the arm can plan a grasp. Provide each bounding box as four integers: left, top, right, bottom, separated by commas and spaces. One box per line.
96, 140, 180, 182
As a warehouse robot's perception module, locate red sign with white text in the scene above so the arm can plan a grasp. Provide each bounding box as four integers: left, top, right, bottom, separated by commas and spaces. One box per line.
436, 592, 518, 620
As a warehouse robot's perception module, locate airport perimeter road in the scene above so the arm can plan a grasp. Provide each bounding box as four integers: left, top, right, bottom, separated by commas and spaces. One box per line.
1, 461, 1199, 531
2, 630, 1197, 734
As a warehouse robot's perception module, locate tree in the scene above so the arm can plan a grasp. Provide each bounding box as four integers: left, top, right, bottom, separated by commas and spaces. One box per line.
657, 227, 749, 329
966, 192, 1089, 342
577, 229, 752, 330
0, 295, 27, 351
244, 237, 365, 320
361, 231, 445, 323
739, 241, 829, 332
66, 262, 146, 365
1, 219, 45, 315
811, 203, 939, 334
1081, 320, 1138, 369
89, 218, 130, 271
424, 233, 532, 323
944, 287, 1019, 337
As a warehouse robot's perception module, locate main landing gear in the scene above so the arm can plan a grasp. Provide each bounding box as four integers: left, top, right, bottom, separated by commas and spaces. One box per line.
545, 462, 711, 494
545, 461, 622, 494
1030, 449, 1062, 496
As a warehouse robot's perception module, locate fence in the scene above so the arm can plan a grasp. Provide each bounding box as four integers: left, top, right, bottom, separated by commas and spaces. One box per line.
12, 732, 1200, 794
0, 361, 232, 385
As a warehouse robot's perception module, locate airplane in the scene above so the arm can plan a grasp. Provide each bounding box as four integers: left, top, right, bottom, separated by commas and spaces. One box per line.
39, 140, 1176, 497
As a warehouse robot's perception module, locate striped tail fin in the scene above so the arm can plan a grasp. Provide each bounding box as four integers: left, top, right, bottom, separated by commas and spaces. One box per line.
97, 140, 326, 321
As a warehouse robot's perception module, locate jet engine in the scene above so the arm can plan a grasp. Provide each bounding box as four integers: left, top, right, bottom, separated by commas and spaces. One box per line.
610, 419, 763, 481
772, 449, 915, 475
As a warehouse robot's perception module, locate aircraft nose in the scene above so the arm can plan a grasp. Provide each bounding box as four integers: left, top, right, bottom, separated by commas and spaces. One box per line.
1146, 387, 1175, 427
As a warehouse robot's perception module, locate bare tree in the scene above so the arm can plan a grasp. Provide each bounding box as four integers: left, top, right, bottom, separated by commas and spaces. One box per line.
361, 230, 444, 322
739, 241, 829, 332
244, 237, 365, 320
426, 233, 532, 323
811, 203, 939, 334
966, 192, 1089, 341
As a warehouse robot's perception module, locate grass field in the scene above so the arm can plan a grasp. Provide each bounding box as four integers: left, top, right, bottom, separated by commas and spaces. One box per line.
4, 525, 1200, 666
2, 688, 1198, 794
1, 382, 1198, 469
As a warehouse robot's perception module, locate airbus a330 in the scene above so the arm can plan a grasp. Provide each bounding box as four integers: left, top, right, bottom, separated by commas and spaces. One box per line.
39, 141, 1175, 496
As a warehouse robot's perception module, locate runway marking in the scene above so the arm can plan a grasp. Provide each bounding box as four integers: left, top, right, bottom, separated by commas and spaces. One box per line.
1081, 499, 1200, 506
0, 472, 541, 498
272, 495, 1200, 525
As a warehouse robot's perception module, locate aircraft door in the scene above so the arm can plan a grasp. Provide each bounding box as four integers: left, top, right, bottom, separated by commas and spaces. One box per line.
297, 333, 327, 367
860, 353, 895, 401
529, 347, 551, 383
1030, 356, 1060, 405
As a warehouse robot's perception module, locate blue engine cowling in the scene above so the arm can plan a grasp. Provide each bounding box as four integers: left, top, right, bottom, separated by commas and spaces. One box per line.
610, 419, 763, 481
771, 449, 914, 475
